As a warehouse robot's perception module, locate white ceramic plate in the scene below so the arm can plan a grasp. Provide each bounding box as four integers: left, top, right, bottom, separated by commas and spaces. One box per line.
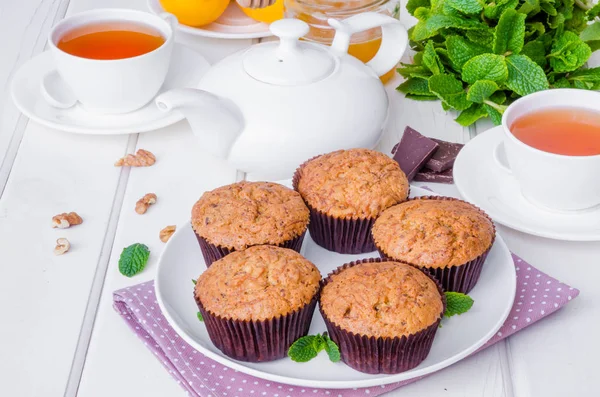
148, 0, 272, 39
155, 186, 516, 389
11, 43, 209, 135
454, 126, 600, 241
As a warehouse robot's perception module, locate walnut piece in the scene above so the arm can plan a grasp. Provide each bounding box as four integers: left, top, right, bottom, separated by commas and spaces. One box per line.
115, 149, 156, 167
135, 193, 157, 214
51, 212, 83, 229
54, 238, 70, 255
160, 225, 176, 243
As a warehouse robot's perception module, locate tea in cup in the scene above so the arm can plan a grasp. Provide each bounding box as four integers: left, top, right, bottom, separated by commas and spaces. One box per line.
46, 9, 175, 114
500, 89, 600, 211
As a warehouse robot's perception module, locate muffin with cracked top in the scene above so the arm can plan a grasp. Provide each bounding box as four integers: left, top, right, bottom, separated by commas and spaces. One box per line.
192, 181, 309, 266
293, 148, 409, 254
319, 258, 445, 374
372, 196, 495, 293
195, 245, 321, 362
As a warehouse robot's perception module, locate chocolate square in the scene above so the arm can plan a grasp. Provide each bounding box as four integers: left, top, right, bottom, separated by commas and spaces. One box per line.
414, 167, 454, 184
424, 139, 464, 172
392, 127, 439, 182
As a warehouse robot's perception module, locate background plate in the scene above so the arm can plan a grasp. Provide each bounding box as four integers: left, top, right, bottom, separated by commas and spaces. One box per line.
155, 186, 516, 388
148, 0, 272, 39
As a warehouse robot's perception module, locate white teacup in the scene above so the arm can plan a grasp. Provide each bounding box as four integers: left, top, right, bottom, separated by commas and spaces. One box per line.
46, 9, 175, 114
499, 89, 600, 212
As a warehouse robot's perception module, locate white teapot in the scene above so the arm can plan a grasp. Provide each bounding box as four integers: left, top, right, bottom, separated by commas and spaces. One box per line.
156, 14, 408, 180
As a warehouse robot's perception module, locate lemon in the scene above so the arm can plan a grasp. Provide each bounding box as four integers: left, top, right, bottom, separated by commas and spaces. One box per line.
160, 0, 230, 27
240, 0, 284, 24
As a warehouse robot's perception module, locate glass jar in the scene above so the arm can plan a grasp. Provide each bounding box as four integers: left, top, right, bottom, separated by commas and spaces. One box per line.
284, 0, 400, 83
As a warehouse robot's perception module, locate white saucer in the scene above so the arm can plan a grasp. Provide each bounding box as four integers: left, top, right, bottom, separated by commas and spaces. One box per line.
155, 186, 516, 389
148, 0, 272, 39
11, 43, 210, 135
454, 126, 600, 241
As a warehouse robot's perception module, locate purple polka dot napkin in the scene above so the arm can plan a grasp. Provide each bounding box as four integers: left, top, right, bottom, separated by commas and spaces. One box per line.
113, 255, 578, 397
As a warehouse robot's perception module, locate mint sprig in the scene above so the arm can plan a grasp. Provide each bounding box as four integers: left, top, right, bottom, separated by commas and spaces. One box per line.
444, 292, 474, 317
288, 332, 340, 363
118, 243, 150, 277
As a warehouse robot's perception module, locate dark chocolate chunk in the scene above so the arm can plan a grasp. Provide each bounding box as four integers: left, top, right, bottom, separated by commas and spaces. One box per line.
414, 167, 454, 184
392, 127, 439, 182
424, 139, 464, 172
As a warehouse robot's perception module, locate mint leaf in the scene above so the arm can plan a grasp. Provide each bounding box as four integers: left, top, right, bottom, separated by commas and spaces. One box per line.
493, 9, 526, 55
567, 66, 600, 83
587, 2, 600, 21
288, 333, 341, 363
566, 7, 588, 34
444, 292, 474, 316
197, 312, 204, 322
288, 335, 321, 362
505, 54, 549, 96
466, 29, 495, 47
397, 64, 431, 79
423, 41, 445, 75
547, 13, 565, 30
467, 80, 499, 103
462, 54, 508, 83
426, 14, 484, 33
580, 21, 600, 43
484, 0, 518, 20
525, 22, 545, 39
406, 93, 439, 101
553, 77, 572, 88
397, 77, 431, 95
192, 278, 197, 285
118, 243, 150, 277
428, 74, 472, 110
407, 0, 431, 15
323, 333, 341, 362
414, 6, 431, 20
411, 20, 435, 41
446, 35, 491, 70
484, 104, 503, 125
446, 0, 483, 14
540, 1, 557, 16
455, 104, 488, 126
517, 0, 540, 15
549, 31, 592, 73
521, 41, 547, 67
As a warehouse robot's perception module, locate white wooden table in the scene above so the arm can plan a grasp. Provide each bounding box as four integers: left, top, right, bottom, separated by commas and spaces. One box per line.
1, 1, 599, 396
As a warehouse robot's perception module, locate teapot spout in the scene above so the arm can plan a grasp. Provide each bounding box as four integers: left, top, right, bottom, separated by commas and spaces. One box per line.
156, 88, 243, 159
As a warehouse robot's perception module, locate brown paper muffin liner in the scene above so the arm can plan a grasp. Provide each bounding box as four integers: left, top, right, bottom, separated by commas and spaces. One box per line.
195, 292, 319, 362
374, 196, 496, 294
292, 158, 409, 255
195, 231, 306, 267
319, 258, 446, 374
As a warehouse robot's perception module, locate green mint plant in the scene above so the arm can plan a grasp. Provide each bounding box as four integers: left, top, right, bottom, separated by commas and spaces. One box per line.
118, 243, 150, 277
398, 0, 600, 126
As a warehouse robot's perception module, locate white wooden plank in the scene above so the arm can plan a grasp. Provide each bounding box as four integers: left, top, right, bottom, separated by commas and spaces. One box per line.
0, 124, 129, 396
0, 0, 71, 190
493, 229, 600, 397
76, 123, 238, 396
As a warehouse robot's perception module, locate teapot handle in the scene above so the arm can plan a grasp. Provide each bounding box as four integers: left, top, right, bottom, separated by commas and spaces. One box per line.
329, 12, 408, 77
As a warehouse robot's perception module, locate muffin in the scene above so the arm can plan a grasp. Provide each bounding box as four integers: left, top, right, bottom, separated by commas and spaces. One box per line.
194, 245, 321, 362
192, 181, 309, 266
319, 258, 445, 374
372, 196, 495, 293
293, 149, 409, 254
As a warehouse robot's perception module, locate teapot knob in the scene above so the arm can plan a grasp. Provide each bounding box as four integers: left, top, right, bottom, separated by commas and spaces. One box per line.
270, 19, 309, 61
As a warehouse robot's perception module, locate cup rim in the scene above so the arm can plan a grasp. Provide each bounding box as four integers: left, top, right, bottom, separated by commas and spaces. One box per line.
47, 8, 174, 63
501, 88, 600, 160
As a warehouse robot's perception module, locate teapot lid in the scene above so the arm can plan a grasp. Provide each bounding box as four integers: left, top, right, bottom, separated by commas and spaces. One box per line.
242, 19, 336, 86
